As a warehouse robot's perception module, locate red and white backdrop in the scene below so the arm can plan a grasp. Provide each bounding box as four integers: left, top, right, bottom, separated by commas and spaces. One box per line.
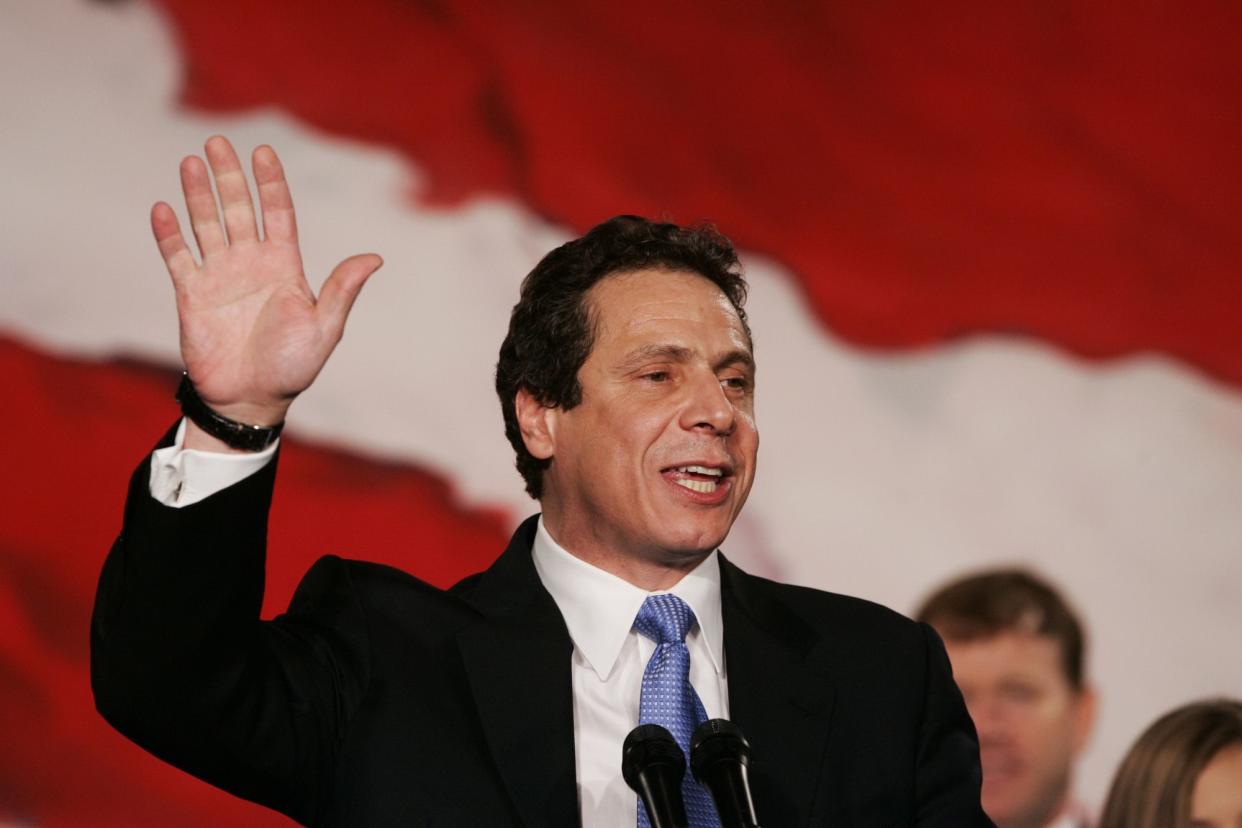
2, 0, 1240, 824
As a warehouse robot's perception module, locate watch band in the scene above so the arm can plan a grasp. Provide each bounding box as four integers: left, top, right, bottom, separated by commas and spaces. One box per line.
175, 373, 284, 452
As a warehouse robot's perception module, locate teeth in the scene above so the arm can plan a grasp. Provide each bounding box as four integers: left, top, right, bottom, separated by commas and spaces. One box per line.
674, 465, 723, 477
675, 478, 719, 494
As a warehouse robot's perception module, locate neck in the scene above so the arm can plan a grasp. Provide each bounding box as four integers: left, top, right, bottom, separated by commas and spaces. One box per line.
1004, 791, 1074, 828
1039, 796, 1075, 828
580, 550, 704, 591
539, 508, 709, 591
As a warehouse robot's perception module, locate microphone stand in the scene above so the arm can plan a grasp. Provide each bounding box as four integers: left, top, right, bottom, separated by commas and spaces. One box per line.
623, 724, 690, 828
691, 719, 760, 828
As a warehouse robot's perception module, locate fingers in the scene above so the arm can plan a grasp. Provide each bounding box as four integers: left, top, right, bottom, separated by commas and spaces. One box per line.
180, 155, 227, 259
253, 145, 299, 244
150, 201, 197, 285
318, 254, 383, 341
204, 136, 259, 245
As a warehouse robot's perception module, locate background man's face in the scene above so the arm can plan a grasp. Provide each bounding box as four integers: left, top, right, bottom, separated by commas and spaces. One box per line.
944, 631, 1094, 828
539, 268, 758, 566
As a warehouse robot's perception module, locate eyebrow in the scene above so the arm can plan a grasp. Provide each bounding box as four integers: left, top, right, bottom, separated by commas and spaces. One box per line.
615, 344, 756, 375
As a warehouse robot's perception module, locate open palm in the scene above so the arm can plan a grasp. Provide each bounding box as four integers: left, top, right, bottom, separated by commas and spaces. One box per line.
151, 136, 380, 426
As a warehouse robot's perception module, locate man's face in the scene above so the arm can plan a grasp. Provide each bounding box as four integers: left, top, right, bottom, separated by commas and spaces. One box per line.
944, 632, 1095, 828
531, 268, 758, 573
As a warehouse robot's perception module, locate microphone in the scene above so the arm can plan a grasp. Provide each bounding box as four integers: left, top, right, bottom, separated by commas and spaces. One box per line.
690, 719, 760, 828
622, 724, 690, 828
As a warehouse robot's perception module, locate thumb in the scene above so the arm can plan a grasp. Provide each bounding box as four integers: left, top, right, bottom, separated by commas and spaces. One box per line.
318, 253, 383, 340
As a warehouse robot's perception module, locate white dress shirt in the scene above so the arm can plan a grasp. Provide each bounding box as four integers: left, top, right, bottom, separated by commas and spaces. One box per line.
148, 419, 276, 507
149, 420, 729, 826
1045, 801, 1093, 828
532, 518, 728, 826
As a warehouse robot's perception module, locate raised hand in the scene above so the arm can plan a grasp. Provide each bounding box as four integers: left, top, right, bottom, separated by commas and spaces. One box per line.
151, 136, 381, 447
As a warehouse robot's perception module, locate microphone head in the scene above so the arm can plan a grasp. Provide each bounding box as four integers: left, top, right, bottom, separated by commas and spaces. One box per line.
622, 724, 686, 791
690, 719, 751, 782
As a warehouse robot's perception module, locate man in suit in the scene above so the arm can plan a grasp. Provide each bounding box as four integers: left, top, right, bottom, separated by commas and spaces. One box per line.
92, 136, 990, 826
916, 570, 1096, 828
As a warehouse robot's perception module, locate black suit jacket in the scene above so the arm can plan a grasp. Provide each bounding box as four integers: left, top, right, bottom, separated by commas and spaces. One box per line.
92, 435, 989, 826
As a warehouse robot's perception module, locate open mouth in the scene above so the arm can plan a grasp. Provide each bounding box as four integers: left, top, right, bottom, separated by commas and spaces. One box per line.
663, 464, 731, 495
980, 754, 1023, 785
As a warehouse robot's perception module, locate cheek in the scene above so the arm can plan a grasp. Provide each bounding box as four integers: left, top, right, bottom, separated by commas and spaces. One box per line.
1024, 707, 1079, 760
731, 415, 760, 463
736, 408, 758, 438
744, 426, 760, 464
632, 414, 687, 462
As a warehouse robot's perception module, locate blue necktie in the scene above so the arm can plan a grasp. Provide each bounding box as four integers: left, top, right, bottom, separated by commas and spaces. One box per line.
633, 594, 721, 827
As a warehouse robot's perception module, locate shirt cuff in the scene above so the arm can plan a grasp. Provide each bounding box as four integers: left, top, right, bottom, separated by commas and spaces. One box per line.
148, 419, 279, 508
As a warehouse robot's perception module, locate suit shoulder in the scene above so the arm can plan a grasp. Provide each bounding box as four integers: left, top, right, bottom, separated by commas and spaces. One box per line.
732, 566, 928, 652
291, 555, 479, 626
729, 567, 949, 707
297, 554, 445, 594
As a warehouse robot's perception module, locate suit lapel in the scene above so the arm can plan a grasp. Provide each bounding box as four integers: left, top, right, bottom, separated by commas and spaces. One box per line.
455, 517, 580, 828
452, 526, 838, 826
720, 555, 836, 828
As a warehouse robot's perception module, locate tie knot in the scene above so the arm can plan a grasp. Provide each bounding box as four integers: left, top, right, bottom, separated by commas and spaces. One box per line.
633, 594, 697, 645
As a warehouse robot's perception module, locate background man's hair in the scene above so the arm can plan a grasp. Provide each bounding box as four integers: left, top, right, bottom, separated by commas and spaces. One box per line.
495, 214, 750, 499
914, 568, 1087, 689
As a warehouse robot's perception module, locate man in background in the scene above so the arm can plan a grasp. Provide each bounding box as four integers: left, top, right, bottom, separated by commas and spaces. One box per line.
917, 570, 1096, 828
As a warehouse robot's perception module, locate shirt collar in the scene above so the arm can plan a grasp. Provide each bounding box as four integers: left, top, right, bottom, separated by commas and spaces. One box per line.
532, 516, 725, 682
1046, 800, 1091, 828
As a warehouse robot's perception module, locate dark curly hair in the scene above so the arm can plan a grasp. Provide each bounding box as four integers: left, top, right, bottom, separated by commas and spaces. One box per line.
495, 215, 750, 499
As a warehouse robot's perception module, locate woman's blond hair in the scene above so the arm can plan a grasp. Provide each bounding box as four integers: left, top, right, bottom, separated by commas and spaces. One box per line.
1098, 698, 1242, 828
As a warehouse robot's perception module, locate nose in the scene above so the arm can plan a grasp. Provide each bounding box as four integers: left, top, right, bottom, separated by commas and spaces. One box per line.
969, 698, 1010, 746
680, 368, 736, 435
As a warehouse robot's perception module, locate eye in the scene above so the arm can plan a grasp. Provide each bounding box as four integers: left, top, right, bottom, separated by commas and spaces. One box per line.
1000, 683, 1041, 705
641, 371, 670, 383
721, 375, 751, 392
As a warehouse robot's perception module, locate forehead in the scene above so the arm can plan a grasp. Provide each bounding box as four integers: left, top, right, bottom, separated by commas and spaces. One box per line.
1193, 743, 1242, 821
944, 631, 1069, 685
586, 268, 750, 351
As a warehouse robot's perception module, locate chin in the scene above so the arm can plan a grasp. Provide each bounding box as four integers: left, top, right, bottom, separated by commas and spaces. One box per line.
981, 794, 1024, 826
654, 520, 733, 556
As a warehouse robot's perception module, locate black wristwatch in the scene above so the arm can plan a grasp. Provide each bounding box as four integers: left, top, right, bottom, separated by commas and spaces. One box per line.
175, 373, 284, 452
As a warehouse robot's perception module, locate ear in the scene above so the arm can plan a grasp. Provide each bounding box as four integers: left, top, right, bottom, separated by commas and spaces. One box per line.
514, 387, 557, 460
1070, 684, 1098, 755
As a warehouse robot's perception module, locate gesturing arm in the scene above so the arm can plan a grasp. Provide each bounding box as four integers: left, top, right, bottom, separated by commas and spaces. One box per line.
91, 137, 381, 823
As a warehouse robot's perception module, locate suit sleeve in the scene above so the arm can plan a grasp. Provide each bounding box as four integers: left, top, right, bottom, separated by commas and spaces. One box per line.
913, 622, 995, 827
90, 431, 371, 825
